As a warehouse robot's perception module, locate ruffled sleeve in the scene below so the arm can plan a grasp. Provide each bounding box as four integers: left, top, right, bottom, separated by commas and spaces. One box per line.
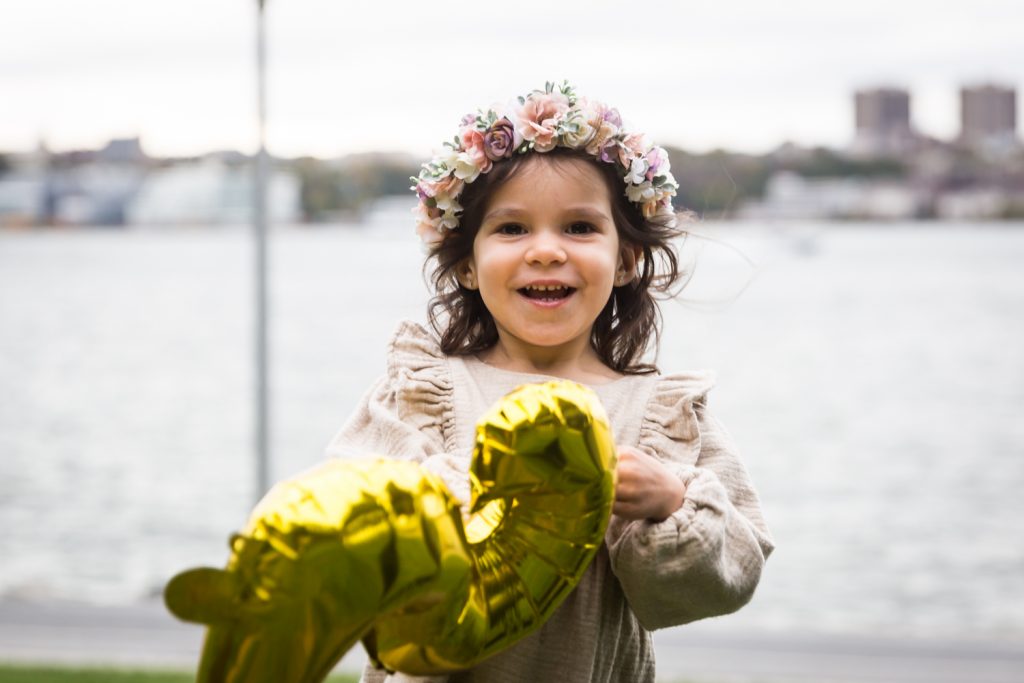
607, 372, 775, 631
323, 321, 472, 509
385, 320, 459, 453
324, 321, 451, 458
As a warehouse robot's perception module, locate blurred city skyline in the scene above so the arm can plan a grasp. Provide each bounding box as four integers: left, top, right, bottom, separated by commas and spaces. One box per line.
2, 0, 1022, 158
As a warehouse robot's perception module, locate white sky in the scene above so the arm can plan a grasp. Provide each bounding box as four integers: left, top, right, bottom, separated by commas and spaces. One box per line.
1, 0, 1021, 158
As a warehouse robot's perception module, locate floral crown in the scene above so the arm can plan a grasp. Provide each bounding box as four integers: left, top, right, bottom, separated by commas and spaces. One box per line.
412, 81, 679, 245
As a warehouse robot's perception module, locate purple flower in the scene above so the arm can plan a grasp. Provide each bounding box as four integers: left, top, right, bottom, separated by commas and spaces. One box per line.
645, 146, 669, 180
603, 107, 623, 128
483, 118, 516, 161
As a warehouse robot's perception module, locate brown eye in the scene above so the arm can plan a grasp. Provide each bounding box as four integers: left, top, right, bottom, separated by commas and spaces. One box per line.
568, 222, 595, 234
498, 223, 526, 235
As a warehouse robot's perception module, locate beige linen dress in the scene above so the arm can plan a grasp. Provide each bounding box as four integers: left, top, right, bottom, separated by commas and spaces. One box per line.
325, 321, 774, 683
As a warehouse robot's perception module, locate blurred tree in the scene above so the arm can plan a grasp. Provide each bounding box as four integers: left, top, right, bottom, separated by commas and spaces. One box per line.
294, 154, 417, 221
783, 147, 906, 178
666, 146, 914, 218
344, 155, 417, 197
666, 147, 771, 218
295, 158, 346, 220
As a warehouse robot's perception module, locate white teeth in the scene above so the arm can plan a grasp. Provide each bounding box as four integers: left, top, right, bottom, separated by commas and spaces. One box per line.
526, 285, 566, 291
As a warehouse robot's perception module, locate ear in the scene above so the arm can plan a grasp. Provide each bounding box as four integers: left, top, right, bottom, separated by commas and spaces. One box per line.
455, 258, 478, 290
615, 244, 643, 286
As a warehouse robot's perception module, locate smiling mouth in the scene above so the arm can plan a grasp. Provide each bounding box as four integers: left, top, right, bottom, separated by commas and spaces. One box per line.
518, 285, 576, 301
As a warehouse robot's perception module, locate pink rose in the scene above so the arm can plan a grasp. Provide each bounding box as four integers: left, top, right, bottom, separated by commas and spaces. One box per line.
460, 128, 493, 174
483, 118, 516, 161
414, 204, 445, 245
433, 173, 464, 199
516, 92, 570, 152
616, 132, 649, 168
532, 127, 558, 152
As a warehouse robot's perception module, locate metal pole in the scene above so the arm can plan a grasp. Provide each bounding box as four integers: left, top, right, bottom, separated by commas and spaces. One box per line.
254, 0, 270, 504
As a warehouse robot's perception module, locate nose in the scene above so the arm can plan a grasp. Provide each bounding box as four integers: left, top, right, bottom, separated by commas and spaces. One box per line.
524, 230, 567, 266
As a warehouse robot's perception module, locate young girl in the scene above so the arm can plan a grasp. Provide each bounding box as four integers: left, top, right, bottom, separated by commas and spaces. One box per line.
326, 82, 774, 683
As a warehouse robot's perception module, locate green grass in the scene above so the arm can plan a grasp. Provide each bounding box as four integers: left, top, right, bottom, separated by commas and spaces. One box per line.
0, 665, 707, 683
0, 665, 359, 683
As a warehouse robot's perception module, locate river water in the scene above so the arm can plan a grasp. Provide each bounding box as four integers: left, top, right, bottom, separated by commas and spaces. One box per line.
1, 221, 1022, 643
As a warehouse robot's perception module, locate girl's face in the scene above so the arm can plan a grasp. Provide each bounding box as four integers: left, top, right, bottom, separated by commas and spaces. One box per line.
462, 156, 629, 363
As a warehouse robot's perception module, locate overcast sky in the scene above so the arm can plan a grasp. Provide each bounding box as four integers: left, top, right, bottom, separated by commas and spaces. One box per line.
2, 0, 1021, 158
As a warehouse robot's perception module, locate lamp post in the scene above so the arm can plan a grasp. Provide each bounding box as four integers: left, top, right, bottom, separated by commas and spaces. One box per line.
254, 0, 270, 504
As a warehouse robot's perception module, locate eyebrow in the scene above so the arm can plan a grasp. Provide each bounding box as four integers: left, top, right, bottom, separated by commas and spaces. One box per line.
483, 206, 612, 222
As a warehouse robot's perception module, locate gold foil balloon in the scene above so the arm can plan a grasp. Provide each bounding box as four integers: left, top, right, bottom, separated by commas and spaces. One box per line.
165, 380, 617, 682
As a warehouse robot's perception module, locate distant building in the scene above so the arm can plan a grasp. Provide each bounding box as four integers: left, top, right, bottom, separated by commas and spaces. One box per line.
850, 87, 918, 158
935, 187, 1011, 220
0, 140, 52, 226
125, 156, 301, 226
960, 84, 1018, 156
0, 137, 156, 226
97, 137, 149, 165
737, 171, 922, 220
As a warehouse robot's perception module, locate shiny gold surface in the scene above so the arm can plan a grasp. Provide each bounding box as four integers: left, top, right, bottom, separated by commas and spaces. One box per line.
165, 380, 616, 681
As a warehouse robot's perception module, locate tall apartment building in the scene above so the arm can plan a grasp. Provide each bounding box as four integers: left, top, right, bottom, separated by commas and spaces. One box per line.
851, 87, 917, 158
960, 84, 1017, 151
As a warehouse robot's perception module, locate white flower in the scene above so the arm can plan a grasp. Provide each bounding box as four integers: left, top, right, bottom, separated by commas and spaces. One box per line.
625, 157, 650, 186
452, 152, 481, 182
436, 147, 460, 173
561, 107, 597, 149
440, 212, 460, 230
625, 180, 656, 203
434, 193, 462, 213
564, 121, 595, 149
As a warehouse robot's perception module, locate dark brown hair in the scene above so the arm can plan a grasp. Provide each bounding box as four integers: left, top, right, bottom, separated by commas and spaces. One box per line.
425, 148, 689, 374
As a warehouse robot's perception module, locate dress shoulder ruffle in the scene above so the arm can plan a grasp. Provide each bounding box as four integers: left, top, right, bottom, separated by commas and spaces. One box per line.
386, 320, 458, 452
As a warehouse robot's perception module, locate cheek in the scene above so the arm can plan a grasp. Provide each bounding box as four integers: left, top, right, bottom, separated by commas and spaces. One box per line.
471, 265, 505, 310
588, 250, 620, 284
473, 243, 516, 284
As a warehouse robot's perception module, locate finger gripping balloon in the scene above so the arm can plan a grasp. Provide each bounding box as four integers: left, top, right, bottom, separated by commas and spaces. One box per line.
165, 380, 617, 682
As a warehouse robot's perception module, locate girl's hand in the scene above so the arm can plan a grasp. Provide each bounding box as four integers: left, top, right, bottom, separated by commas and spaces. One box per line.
613, 446, 686, 522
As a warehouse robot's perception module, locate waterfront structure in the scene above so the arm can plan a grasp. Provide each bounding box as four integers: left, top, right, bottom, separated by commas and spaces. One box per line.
0, 137, 150, 226
737, 171, 922, 220
125, 156, 301, 226
850, 87, 918, 158
0, 141, 52, 226
960, 84, 1018, 156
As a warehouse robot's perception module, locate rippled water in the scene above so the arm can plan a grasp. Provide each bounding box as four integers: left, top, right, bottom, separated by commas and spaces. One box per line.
1, 221, 1022, 642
